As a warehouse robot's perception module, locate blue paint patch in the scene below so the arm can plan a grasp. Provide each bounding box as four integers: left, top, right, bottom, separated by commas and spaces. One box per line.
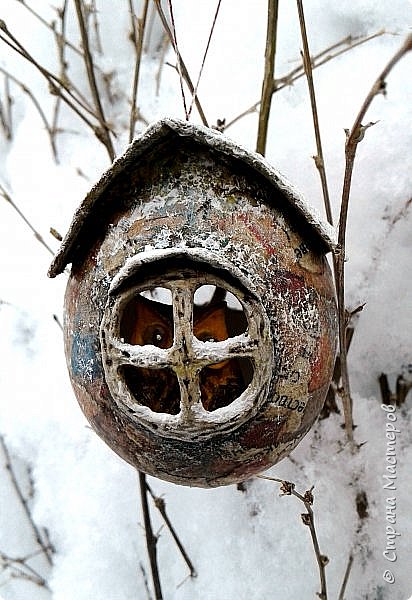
71, 331, 103, 383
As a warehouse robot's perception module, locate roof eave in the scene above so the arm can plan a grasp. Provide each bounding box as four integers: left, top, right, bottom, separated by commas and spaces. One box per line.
48, 117, 337, 278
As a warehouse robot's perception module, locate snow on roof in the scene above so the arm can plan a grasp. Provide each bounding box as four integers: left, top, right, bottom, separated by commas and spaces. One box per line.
48, 117, 336, 278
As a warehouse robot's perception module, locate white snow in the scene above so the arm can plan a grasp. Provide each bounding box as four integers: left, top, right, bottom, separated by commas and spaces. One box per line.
0, 1, 411, 599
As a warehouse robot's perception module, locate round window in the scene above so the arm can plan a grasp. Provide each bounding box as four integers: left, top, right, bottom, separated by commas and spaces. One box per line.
100, 249, 273, 441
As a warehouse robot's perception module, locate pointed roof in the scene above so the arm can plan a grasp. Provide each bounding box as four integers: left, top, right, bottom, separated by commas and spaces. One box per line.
48, 117, 336, 278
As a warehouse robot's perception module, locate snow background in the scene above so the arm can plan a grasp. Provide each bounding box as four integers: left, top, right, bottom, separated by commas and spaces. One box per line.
0, 1, 411, 599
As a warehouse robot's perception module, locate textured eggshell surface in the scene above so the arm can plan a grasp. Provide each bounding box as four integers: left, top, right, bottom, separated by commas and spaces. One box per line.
61, 123, 337, 487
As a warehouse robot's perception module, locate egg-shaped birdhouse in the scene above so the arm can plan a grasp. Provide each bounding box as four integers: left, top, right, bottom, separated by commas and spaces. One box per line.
49, 118, 337, 487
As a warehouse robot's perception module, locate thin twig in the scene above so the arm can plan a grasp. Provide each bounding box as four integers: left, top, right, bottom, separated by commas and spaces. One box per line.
0, 74, 13, 139
225, 30, 386, 131
50, 0, 69, 163
154, 0, 208, 126
338, 552, 354, 600
0, 66, 58, 161
167, 0, 188, 118
138, 472, 163, 600
145, 482, 197, 578
0, 436, 54, 565
89, 0, 103, 56
0, 23, 104, 137
296, 0, 333, 225
0, 184, 55, 256
73, 0, 115, 161
0, 550, 50, 589
259, 476, 328, 599
335, 33, 412, 441
0, 22, 95, 116
187, 0, 222, 119
13, 0, 82, 58
256, 0, 279, 156
139, 562, 153, 600
128, 0, 149, 143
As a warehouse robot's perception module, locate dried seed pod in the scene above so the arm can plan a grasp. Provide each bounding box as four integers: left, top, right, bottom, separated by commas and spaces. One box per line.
49, 118, 337, 487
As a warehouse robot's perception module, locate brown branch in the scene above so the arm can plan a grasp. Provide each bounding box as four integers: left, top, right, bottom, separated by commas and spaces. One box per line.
0, 73, 12, 139
187, 0, 222, 120
145, 482, 197, 578
0, 23, 103, 137
379, 370, 412, 406
128, 0, 149, 143
296, 0, 333, 225
225, 30, 386, 132
256, 0, 279, 156
259, 476, 328, 599
335, 33, 412, 441
0, 22, 94, 115
50, 0, 69, 163
0, 435, 54, 565
154, 0, 208, 126
73, 0, 115, 161
0, 66, 58, 161
0, 184, 55, 256
138, 472, 163, 600
338, 552, 354, 600
89, 0, 103, 56
13, 0, 83, 58
0, 549, 50, 589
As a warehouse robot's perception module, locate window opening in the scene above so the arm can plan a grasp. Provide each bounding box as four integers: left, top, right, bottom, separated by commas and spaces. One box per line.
121, 365, 180, 415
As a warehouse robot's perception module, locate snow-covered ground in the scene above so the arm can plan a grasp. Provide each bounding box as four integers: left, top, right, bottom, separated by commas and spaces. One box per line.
0, 1, 411, 599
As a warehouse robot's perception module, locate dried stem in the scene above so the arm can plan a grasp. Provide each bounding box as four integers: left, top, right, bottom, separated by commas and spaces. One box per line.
187, 0, 222, 119
138, 472, 163, 600
0, 22, 103, 136
0, 550, 50, 589
89, 0, 103, 56
0, 184, 55, 256
335, 33, 412, 441
154, 0, 208, 126
225, 30, 386, 131
145, 481, 197, 578
338, 552, 354, 600
50, 0, 69, 163
0, 435, 54, 565
0, 73, 13, 139
128, 0, 149, 143
73, 0, 115, 161
259, 476, 328, 599
256, 0, 279, 156
296, 0, 332, 225
13, 0, 82, 58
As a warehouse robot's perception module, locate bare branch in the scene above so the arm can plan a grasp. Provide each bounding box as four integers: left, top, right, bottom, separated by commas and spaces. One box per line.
50, 0, 69, 163
256, 0, 279, 156
0, 67, 58, 161
128, 0, 149, 143
145, 481, 197, 578
187, 0, 222, 120
138, 472, 163, 600
296, 0, 332, 225
0, 184, 55, 256
154, 0, 208, 126
335, 33, 412, 441
0, 22, 105, 137
0, 74, 13, 139
259, 475, 328, 599
73, 0, 115, 161
0, 435, 54, 565
338, 552, 354, 600
225, 30, 387, 131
